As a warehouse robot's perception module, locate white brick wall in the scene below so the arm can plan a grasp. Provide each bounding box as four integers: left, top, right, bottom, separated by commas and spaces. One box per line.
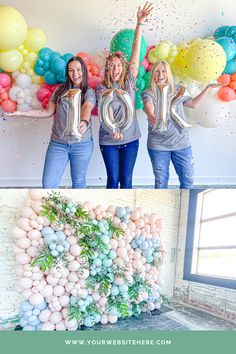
174, 190, 236, 323
0, 189, 180, 326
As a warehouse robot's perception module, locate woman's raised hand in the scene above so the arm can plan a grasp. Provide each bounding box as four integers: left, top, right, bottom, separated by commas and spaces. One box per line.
137, 2, 154, 24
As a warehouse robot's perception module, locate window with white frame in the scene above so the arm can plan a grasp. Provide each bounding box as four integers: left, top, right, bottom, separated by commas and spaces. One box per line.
184, 189, 236, 288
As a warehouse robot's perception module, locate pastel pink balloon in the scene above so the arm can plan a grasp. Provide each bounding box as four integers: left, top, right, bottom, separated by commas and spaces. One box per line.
50, 311, 63, 324
28, 229, 41, 240
41, 285, 53, 297
29, 293, 44, 305
0, 73, 11, 88
59, 295, 70, 307
135, 218, 145, 229
108, 315, 118, 324
110, 239, 118, 250
55, 321, 66, 330
70, 244, 81, 256
16, 237, 31, 250
54, 285, 65, 297
41, 322, 55, 330
16, 253, 31, 265
18, 277, 33, 290
131, 210, 140, 221
100, 314, 108, 324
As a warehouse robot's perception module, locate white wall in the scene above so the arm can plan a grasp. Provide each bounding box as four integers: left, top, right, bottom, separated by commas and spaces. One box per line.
1, 0, 236, 187
0, 189, 180, 328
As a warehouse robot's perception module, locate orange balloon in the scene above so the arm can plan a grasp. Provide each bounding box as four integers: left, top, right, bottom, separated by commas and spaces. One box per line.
229, 82, 236, 90
76, 52, 90, 64
217, 86, 235, 102
1, 99, 16, 112
217, 74, 231, 85
231, 73, 236, 81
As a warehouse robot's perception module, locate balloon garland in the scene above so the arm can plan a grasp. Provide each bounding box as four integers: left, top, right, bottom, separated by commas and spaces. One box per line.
13, 190, 164, 330
0, 4, 236, 127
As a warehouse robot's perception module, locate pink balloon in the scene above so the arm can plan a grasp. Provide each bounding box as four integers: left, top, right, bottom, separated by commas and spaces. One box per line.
1, 99, 16, 112
76, 52, 90, 64
147, 63, 153, 72
140, 58, 149, 70
0, 73, 11, 88
37, 87, 51, 102
88, 76, 103, 89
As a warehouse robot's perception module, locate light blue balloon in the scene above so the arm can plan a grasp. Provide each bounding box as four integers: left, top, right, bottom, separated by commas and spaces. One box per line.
110, 285, 119, 296
56, 231, 66, 241
24, 310, 33, 319
70, 296, 78, 306
84, 317, 93, 327
28, 315, 38, 324
41, 227, 54, 237
125, 206, 132, 213
99, 253, 106, 260
140, 241, 148, 250
119, 284, 128, 293
109, 250, 117, 260
35, 301, 47, 310
19, 318, 28, 327
90, 269, 96, 276
20, 301, 33, 312
109, 307, 119, 316
93, 258, 102, 266
51, 249, 59, 257
32, 308, 41, 316
103, 258, 112, 267
100, 235, 110, 244
216, 37, 236, 61
23, 325, 35, 331
49, 242, 56, 250
115, 207, 126, 218
131, 240, 138, 249
107, 273, 114, 282
57, 245, 64, 253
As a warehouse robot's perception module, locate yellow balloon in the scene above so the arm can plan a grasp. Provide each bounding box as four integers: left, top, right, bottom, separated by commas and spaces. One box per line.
185, 39, 226, 82
24, 52, 38, 65
154, 43, 170, 60
0, 49, 23, 72
170, 48, 188, 76
32, 74, 44, 85
24, 28, 47, 52
0, 5, 27, 51
148, 48, 158, 64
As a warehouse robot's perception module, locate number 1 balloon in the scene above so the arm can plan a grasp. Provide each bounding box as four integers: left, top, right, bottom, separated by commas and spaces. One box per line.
60, 89, 82, 140
152, 85, 192, 132
98, 89, 134, 134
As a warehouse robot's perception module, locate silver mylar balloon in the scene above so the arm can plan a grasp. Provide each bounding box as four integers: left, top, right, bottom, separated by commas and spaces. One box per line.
152, 85, 170, 132
98, 89, 134, 134
60, 89, 82, 140
170, 86, 192, 129
152, 85, 192, 132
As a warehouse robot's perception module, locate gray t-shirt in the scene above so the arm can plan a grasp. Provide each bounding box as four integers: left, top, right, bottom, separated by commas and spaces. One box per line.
141, 87, 192, 151
50, 87, 96, 144
96, 71, 141, 145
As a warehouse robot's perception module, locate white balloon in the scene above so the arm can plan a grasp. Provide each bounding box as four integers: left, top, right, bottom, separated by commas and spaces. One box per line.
16, 74, 32, 89
9, 86, 21, 101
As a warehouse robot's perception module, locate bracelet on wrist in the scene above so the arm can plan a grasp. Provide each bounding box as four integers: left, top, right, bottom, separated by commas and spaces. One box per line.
137, 22, 145, 26
81, 119, 89, 127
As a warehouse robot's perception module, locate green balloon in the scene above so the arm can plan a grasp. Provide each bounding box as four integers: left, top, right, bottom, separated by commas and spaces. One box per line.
0, 68, 2, 73
136, 77, 145, 91
135, 90, 144, 110
143, 71, 151, 90
138, 65, 146, 78
110, 29, 147, 62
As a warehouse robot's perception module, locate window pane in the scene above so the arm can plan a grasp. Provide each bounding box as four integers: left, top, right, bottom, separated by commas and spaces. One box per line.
197, 249, 236, 279
201, 190, 236, 220
199, 215, 236, 247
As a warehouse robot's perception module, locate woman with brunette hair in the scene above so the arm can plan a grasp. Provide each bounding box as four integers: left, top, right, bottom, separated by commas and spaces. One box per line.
96, 2, 153, 189
9, 56, 96, 189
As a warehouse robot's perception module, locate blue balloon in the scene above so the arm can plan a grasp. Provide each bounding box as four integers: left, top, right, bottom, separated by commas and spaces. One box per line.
62, 53, 74, 63
223, 59, 236, 74
38, 47, 53, 56
214, 26, 229, 39
51, 58, 66, 74
57, 69, 66, 83
43, 62, 50, 70
44, 70, 58, 85
34, 65, 45, 76
216, 37, 236, 61
50, 51, 61, 61
225, 26, 236, 38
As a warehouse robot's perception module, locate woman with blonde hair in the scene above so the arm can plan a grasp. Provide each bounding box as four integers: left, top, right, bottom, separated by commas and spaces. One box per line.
96, 2, 153, 189
141, 60, 219, 189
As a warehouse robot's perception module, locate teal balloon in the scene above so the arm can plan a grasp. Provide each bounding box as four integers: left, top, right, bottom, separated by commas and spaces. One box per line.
44, 70, 58, 85
51, 58, 66, 73
138, 65, 146, 77
136, 77, 145, 91
62, 53, 74, 63
110, 29, 147, 62
0, 68, 2, 73
38, 47, 53, 57
50, 52, 61, 61
43, 62, 50, 70
223, 59, 236, 74
216, 37, 236, 61
213, 26, 229, 39
143, 71, 151, 90
225, 26, 236, 38
34, 65, 45, 76
135, 90, 143, 110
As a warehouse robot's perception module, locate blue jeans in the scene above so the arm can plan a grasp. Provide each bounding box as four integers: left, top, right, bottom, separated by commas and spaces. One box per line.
100, 140, 139, 189
42, 139, 93, 189
148, 146, 194, 189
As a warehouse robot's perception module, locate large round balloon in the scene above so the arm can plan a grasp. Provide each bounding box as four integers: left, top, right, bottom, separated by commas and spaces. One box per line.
213, 26, 229, 39
216, 37, 236, 61
0, 5, 27, 51
110, 29, 147, 62
185, 39, 226, 82
223, 59, 236, 75
24, 28, 47, 52
0, 49, 23, 72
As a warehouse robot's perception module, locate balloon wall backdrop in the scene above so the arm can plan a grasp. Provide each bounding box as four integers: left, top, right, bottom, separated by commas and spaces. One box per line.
0, 4, 236, 126
12, 190, 164, 330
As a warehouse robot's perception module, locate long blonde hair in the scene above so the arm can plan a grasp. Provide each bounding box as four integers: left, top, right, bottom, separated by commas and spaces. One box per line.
150, 60, 175, 94
103, 52, 129, 90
